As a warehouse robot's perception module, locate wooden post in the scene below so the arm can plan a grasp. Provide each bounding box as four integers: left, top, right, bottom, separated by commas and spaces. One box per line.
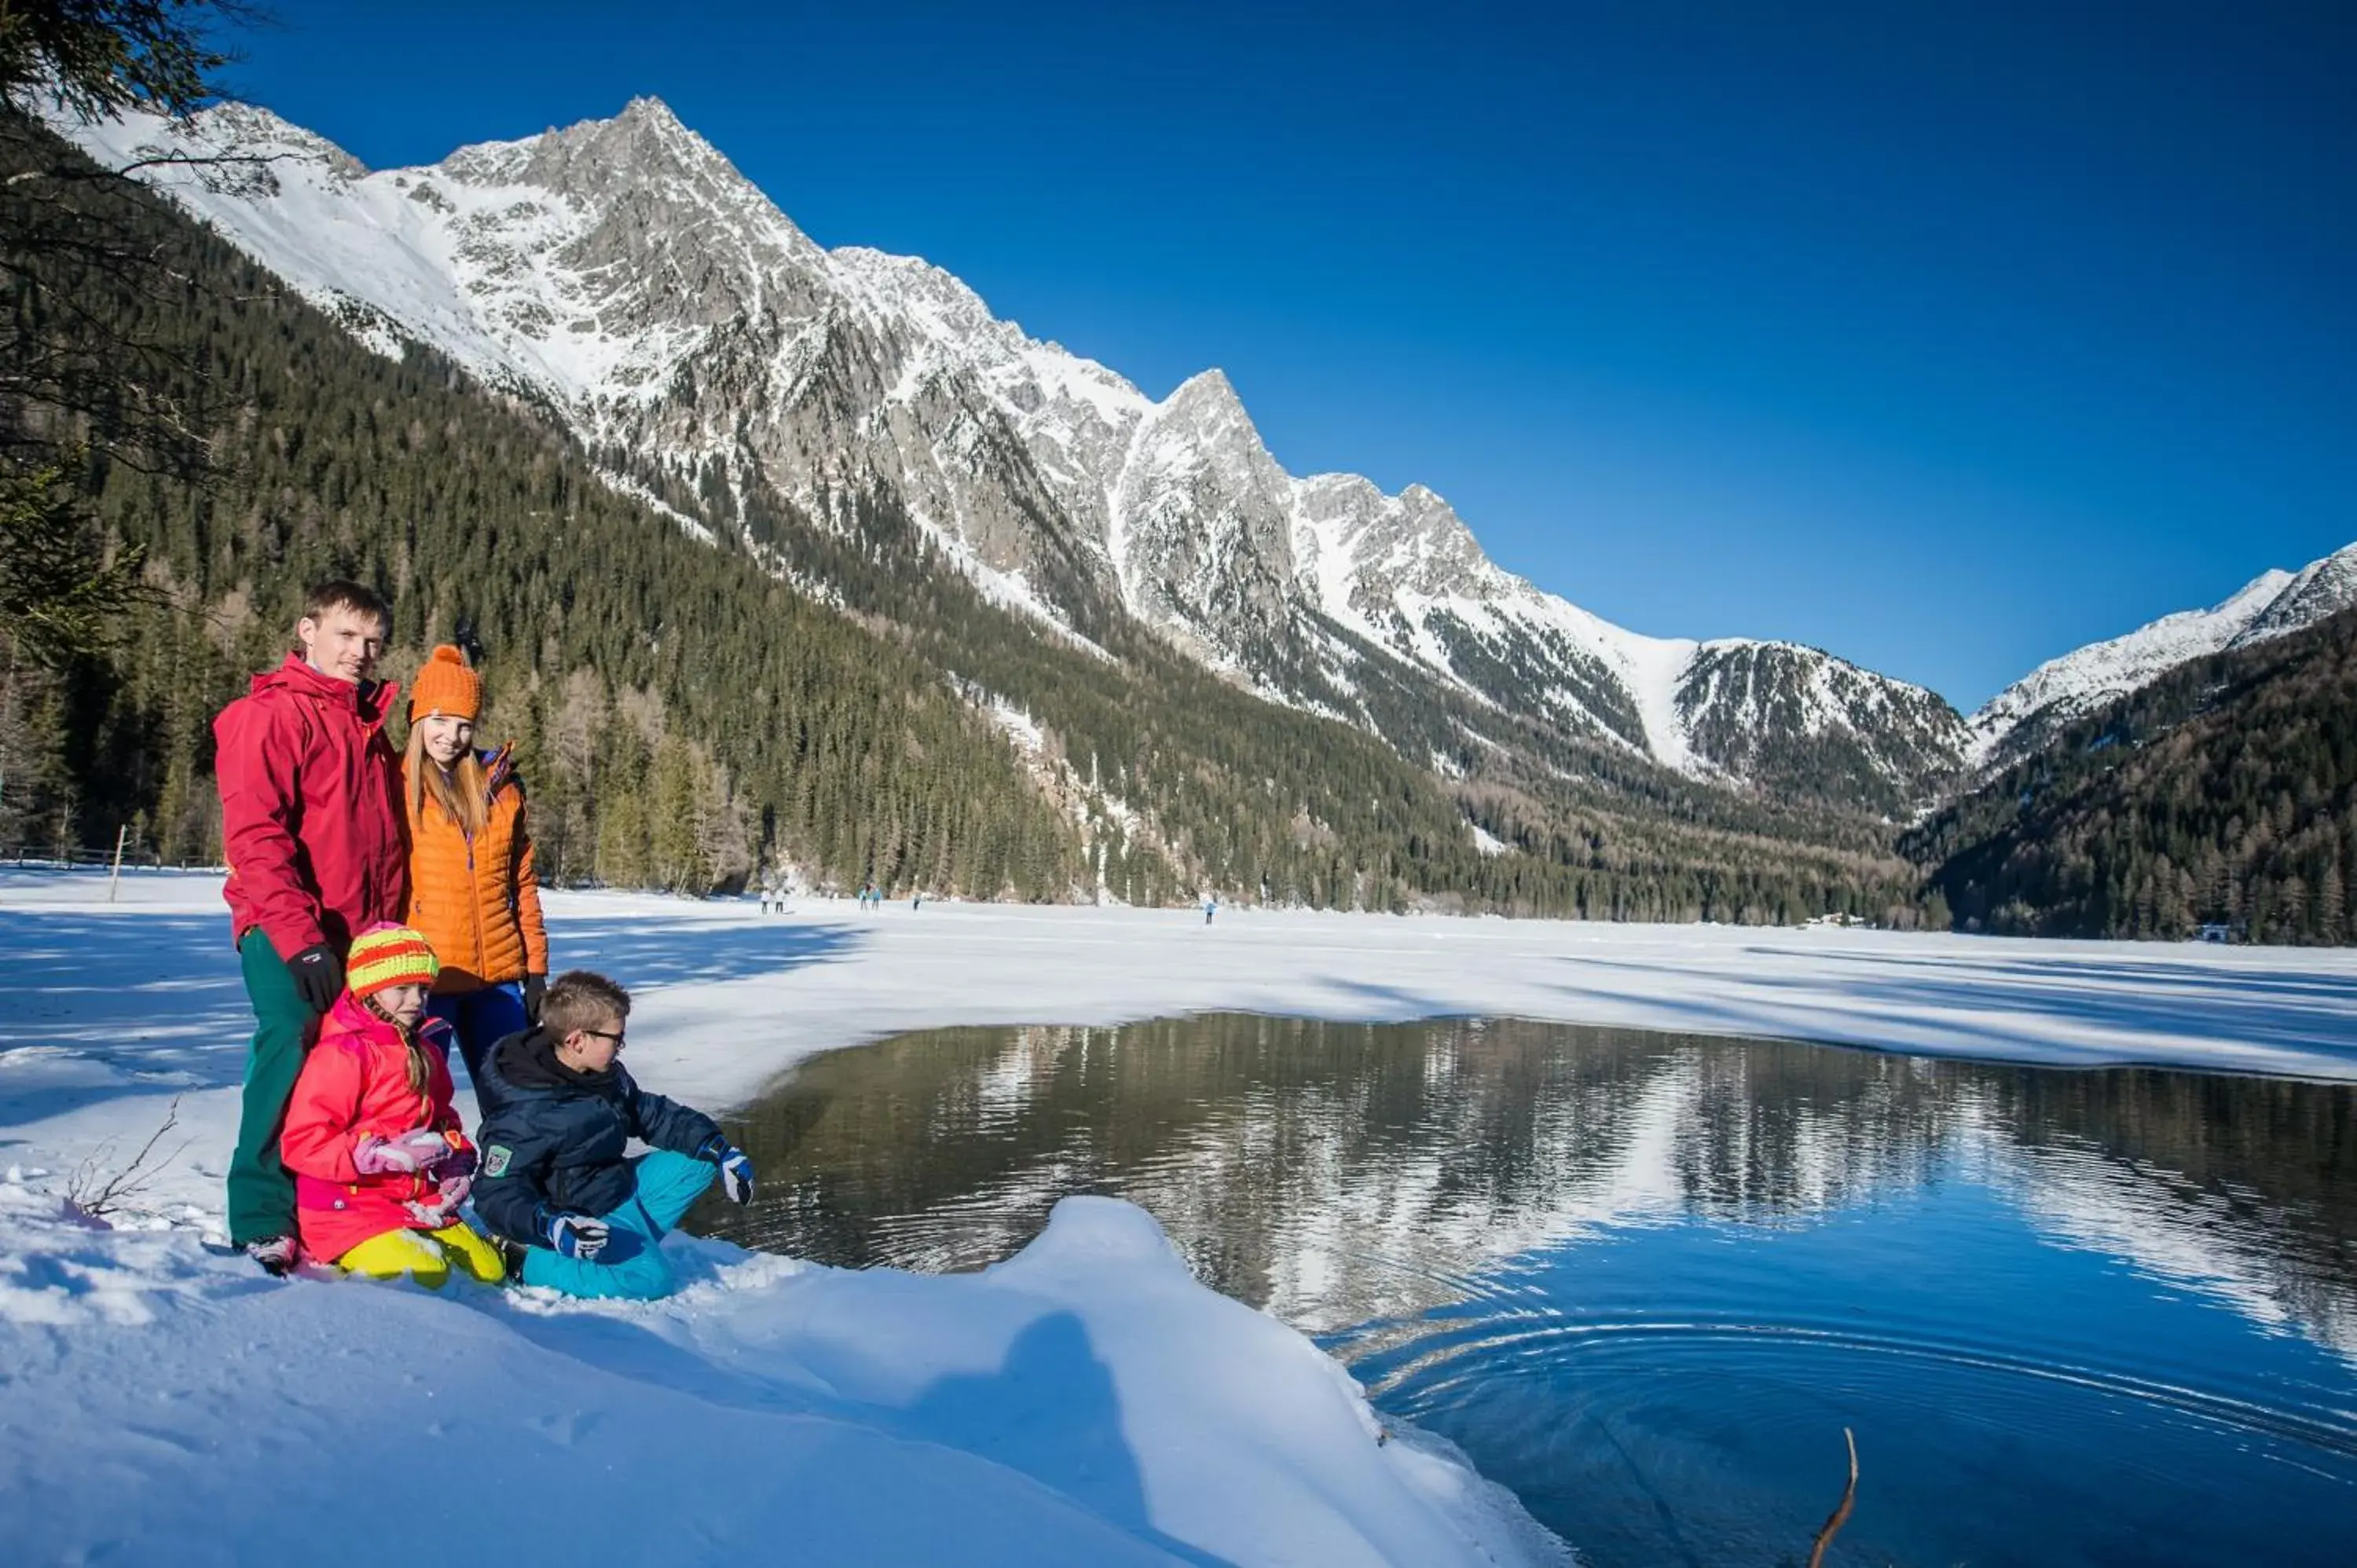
108, 822, 129, 903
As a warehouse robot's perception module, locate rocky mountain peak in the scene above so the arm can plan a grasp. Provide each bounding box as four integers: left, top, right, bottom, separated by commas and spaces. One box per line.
1388, 485, 1490, 592
1160, 366, 1244, 417
2238, 542, 2357, 644
143, 101, 368, 180
68, 91, 1989, 812
1144, 371, 1279, 485
1960, 554, 2344, 775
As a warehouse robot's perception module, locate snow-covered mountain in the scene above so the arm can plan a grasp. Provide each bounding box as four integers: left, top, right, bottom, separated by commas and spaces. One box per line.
61, 97, 1974, 809
1966, 541, 2357, 773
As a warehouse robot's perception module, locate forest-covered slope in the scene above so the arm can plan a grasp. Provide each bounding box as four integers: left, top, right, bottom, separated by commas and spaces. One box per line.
2, 112, 1930, 918
1905, 604, 2357, 943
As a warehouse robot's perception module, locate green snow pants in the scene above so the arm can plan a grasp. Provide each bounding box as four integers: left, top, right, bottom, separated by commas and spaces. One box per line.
225, 930, 321, 1247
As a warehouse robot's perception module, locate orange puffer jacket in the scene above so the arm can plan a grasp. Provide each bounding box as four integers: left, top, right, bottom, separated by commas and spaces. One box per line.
402, 746, 548, 991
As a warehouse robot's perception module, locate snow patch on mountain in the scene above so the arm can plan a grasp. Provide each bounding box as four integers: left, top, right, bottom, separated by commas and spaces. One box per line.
1967, 542, 2357, 771
2237, 542, 2357, 647
59, 94, 1967, 806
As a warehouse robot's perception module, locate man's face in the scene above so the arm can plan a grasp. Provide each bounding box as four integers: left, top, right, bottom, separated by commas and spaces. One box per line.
295, 605, 387, 684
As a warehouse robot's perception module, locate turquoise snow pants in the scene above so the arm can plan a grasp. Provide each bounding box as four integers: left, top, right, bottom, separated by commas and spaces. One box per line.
518, 1150, 717, 1301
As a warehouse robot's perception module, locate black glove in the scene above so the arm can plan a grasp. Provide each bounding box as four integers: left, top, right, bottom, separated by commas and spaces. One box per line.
522, 973, 546, 1023
287, 944, 343, 1014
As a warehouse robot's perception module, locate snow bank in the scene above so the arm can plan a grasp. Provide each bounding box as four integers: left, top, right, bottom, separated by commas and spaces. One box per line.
0, 871, 1567, 1566
0, 1180, 1556, 1566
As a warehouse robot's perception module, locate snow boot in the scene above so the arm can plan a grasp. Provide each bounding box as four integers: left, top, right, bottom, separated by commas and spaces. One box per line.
244, 1234, 299, 1277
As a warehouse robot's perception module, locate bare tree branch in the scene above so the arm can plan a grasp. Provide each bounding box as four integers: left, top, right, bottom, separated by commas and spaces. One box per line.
64, 1094, 192, 1220
1805, 1427, 1860, 1568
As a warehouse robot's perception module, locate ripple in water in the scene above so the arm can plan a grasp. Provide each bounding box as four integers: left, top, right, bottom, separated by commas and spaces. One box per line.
700, 1016, 2357, 1566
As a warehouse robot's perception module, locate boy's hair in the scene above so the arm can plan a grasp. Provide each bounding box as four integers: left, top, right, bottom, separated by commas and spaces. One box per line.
300, 578, 390, 628
543, 970, 632, 1039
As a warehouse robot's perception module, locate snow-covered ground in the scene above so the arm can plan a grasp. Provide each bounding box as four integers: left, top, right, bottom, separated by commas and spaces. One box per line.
8, 868, 2357, 1565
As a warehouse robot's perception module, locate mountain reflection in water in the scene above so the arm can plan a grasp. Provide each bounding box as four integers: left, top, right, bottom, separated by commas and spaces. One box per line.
706, 1016, 2357, 1360
702, 1017, 2357, 1565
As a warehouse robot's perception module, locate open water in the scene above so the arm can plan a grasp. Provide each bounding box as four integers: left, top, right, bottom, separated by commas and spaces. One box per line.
700, 1015, 2357, 1566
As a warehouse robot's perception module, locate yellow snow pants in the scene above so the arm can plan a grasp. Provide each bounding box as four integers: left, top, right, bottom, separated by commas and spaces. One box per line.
338, 1223, 505, 1288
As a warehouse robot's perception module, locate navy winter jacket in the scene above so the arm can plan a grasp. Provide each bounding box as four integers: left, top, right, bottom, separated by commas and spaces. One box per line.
471, 1027, 723, 1247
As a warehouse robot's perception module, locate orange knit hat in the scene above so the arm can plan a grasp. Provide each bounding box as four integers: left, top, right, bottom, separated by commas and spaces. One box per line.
409, 644, 482, 722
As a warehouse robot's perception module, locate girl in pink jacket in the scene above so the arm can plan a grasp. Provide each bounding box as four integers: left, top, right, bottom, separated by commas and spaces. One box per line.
279, 924, 504, 1287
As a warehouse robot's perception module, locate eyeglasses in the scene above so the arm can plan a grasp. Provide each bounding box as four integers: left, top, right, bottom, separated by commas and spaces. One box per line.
580, 1028, 626, 1046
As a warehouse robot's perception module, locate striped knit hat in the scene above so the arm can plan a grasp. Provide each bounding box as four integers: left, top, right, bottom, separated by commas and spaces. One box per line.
346, 923, 439, 1000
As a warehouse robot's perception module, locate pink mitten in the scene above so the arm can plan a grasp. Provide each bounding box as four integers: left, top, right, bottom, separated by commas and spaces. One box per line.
431, 1142, 478, 1181
394, 1128, 458, 1167
353, 1129, 458, 1176
402, 1173, 474, 1229
351, 1134, 410, 1175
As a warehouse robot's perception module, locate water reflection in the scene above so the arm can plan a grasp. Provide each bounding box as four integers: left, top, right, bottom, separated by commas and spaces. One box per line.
706, 1017, 2357, 1565
709, 1016, 2357, 1359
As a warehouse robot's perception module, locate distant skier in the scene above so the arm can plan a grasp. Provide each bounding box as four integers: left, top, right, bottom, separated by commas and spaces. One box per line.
1203, 893, 1216, 926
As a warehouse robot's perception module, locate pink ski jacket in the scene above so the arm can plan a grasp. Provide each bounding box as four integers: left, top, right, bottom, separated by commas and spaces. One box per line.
280, 992, 471, 1263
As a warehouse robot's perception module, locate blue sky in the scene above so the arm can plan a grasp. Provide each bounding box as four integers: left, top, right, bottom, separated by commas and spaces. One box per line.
214, 1, 2353, 708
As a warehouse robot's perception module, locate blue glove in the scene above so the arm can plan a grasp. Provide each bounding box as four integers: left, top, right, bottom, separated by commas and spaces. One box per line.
699, 1134, 757, 1204
545, 1211, 610, 1261
718, 1147, 756, 1205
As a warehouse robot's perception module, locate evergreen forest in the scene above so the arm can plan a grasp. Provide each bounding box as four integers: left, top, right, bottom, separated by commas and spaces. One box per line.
1906, 605, 2357, 943
13, 104, 2344, 941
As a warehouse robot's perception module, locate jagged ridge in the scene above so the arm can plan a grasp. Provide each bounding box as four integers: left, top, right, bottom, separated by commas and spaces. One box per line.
64, 96, 1972, 815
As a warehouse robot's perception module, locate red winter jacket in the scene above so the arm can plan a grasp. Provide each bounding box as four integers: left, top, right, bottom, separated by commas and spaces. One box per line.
213, 655, 409, 959
280, 992, 471, 1263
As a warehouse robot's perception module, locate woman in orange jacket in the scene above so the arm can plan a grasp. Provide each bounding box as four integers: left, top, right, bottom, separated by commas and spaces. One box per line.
402, 644, 549, 1088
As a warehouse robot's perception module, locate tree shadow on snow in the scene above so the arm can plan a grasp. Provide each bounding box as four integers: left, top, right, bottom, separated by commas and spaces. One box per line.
1546, 954, 2357, 1071
0, 910, 249, 1130
0, 909, 867, 1134
1745, 945, 2357, 1010
548, 917, 867, 990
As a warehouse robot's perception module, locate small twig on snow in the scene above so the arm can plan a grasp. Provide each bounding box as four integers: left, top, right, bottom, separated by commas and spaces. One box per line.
64, 1095, 192, 1220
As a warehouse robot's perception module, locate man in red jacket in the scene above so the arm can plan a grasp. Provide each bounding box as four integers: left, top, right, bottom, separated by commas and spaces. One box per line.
214, 580, 409, 1273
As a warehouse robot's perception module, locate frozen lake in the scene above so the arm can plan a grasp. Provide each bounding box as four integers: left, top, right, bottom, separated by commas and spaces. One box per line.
12, 874, 2357, 1565
704, 1015, 2357, 1567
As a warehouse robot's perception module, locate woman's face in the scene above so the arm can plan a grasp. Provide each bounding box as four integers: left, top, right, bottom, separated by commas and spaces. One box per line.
419, 713, 474, 765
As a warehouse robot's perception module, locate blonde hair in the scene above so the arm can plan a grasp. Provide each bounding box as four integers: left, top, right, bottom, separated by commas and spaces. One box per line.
361, 990, 435, 1099
405, 721, 491, 838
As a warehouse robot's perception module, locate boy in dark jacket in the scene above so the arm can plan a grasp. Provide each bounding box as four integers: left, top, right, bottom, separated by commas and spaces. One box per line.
472, 970, 756, 1299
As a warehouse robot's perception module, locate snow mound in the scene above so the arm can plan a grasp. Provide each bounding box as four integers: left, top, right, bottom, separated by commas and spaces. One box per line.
0, 1175, 1565, 1567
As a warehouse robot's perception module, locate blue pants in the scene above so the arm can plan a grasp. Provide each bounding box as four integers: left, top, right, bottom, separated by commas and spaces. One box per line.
519, 1151, 716, 1301
426, 982, 528, 1090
